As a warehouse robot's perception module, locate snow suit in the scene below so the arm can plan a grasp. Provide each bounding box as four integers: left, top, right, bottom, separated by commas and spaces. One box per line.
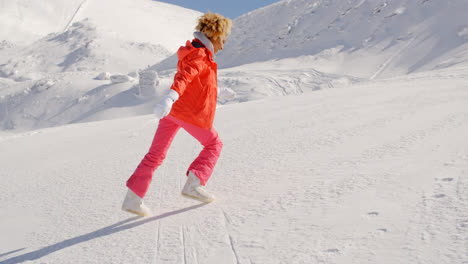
126, 34, 223, 199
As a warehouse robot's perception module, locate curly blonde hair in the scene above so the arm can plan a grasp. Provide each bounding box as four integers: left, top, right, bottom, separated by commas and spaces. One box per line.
196, 12, 232, 40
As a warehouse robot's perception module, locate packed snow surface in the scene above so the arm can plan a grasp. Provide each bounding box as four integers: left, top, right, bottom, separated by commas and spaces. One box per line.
0, 0, 468, 263
1, 69, 468, 263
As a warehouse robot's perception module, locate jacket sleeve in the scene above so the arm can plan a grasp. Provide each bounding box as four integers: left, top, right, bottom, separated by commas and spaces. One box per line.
170, 51, 206, 96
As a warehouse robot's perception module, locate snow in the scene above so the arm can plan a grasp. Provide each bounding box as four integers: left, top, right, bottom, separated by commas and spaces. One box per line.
0, 0, 84, 45
0, 0, 201, 49
1, 69, 468, 263
0, 0, 201, 132
0, 0, 468, 263
1, 0, 467, 132
216, 0, 468, 78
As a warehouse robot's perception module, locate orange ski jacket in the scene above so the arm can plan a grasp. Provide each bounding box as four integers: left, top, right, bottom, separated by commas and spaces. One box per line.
169, 39, 218, 130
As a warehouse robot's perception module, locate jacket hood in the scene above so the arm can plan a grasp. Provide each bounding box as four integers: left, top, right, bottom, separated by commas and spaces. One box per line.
176, 32, 215, 61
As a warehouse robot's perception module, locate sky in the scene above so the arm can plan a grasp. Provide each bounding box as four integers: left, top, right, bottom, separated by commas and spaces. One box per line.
156, 0, 281, 19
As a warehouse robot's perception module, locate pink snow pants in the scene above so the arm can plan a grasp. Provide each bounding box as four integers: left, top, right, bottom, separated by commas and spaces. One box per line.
126, 116, 223, 198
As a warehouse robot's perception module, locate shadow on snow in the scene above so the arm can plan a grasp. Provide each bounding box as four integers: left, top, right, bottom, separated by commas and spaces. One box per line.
0, 203, 207, 264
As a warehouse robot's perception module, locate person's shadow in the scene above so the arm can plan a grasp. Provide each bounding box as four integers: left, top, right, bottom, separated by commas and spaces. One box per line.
0, 203, 207, 264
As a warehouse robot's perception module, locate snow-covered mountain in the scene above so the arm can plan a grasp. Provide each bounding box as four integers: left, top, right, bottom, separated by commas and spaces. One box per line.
1, 0, 468, 132
0, 0, 352, 132
0, 0, 201, 77
0, 0, 202, 131
1, 68, 467, 264
217, 0, 468, 78
0, 0, 85, 45
0, 20, 172, 79
1, 1, 468, 263
0, 0, 201, 49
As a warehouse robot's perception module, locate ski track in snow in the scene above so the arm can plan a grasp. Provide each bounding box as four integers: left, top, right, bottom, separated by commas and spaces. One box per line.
63, 0, 89, 32
0, 69, 467, 263
369, 36, 416, 80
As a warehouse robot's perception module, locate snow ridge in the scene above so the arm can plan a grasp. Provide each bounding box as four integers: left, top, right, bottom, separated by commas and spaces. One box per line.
63, 0, 89, 32
217, 0, 468, 78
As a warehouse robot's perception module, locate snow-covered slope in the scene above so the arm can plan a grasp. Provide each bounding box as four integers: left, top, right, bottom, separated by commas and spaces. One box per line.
0, 0, 201, 50
217, 0, 468, 78
0, 0, 203, 131
0, 60, 350, 131
0, 0, 202, 78
0, 0, 85, 45
1, 68, 467, 264
0, 0, 358, 132
0, 20, 171, 79
1, 1, 467, 262
1, 0, 468, 134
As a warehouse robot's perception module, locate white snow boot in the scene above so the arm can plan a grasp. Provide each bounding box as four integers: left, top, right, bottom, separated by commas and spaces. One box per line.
121, 189, 152, 216
182, 171, 215, 203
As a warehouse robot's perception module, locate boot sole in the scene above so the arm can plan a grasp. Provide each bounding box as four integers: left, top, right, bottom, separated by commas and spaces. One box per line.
181, 193, 215, 203
122, 207, 151, 217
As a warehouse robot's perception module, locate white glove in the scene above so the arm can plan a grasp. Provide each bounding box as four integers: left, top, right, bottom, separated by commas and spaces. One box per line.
218, 87, 236, 100
153, 89, 179, 119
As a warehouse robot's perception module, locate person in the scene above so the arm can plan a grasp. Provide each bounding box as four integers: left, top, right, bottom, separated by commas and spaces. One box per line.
122, 13, 233, 216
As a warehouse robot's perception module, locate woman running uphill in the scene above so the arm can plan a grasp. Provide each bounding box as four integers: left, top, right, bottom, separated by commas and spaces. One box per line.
122, 13, 233, 216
